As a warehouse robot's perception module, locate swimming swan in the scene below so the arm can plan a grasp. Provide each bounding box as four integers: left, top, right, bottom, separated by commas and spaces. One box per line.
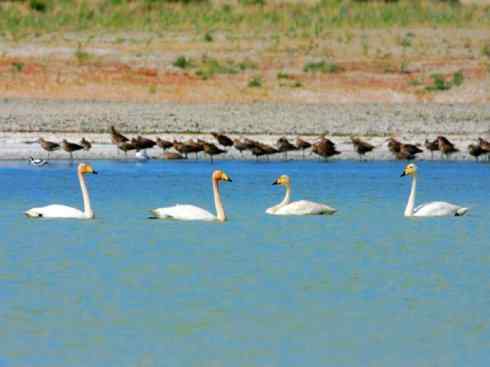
150, 170, 232, 222
266, 175, 336, 216
401, 163, 468, 217
25, 163, 97, 219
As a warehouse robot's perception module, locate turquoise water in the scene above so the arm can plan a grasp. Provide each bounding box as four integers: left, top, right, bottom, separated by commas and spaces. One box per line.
1, 160, 489, 366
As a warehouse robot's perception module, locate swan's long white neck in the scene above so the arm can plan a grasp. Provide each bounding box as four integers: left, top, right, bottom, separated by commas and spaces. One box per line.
280, 183, 292, 207
78, 171, 94, 219
404, 174, 416, 217
212, 178, 226, 222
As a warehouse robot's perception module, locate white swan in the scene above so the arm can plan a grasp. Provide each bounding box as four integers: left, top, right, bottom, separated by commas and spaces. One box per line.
25, 163, 97, 219
150, 170, 232, 222
401, 163, 468, 217
266, 175, 336, 216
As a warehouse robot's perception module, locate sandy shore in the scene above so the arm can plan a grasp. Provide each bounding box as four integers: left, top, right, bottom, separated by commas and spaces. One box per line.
0, 99, 489, 160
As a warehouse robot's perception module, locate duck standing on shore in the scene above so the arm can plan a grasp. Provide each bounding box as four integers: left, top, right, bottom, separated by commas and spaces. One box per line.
62, 139, 84, 160
424, 138, 439, 159
38, 137, 60, 159
437, 136, 459, 159
211, 132, 234, 147
80, 137, 92, 151
351, 137, 375, 160
312, 136, 340, 160
296, 137, 311, 159
276, 137, 297, 160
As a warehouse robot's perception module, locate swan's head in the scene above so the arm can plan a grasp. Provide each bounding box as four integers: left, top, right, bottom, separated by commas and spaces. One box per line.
272, 175, 291, 186
78, 163, 98, 175
213, 170, 232, 182
401, 163, 417, 177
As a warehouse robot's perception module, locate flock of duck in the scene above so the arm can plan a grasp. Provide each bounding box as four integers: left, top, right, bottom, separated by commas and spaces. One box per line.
24, 162, 469, 221
33, 127, 490, 163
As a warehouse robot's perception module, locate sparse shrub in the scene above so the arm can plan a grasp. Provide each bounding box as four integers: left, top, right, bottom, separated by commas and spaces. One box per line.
204, 32, 213, 42
12, 62, 24, 72
238, 59, 258, 71
426, 74, 451, 91
240, 0, 265, 5
173, 56, 193, 69
74, 43, 91, 64
148, 84, 157, 94
292, 81, 303, 88
195, 57, 238, 80
277, 71, 290, 80
400, 35, 412, 48
452, 70, 464, 86
304, 61, 343, 73
29, 0, 47, 12
248, 76, 262, 87
481, 44, 490, 58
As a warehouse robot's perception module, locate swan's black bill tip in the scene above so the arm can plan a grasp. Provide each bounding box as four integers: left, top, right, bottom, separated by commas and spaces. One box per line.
400, 172, 406, 177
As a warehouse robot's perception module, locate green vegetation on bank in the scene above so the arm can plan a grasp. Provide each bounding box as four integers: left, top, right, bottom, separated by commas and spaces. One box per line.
0, 0, 489, 39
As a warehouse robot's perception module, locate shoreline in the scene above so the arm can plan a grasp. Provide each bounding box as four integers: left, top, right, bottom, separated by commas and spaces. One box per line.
0, 99, 489, 160
0, 132, 486, 161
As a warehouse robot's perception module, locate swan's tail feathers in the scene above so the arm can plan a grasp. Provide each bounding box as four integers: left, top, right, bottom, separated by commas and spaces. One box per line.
25, 209, 42, 218
455, 207, 469, 216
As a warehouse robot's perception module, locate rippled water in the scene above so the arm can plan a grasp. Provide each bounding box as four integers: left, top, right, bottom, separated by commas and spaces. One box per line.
1, 160, 489, 366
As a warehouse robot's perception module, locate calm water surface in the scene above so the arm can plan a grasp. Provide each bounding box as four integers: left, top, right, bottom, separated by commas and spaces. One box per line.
1, 160, 489, 366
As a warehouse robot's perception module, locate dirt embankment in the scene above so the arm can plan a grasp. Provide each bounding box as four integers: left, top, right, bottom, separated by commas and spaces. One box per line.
1, 28, 489, 104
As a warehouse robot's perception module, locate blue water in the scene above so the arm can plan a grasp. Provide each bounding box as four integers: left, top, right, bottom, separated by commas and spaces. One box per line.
0, 160, 489, 366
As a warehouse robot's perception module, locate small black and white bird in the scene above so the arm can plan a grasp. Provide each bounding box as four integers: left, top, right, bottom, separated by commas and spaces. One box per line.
29, 157, 48, 167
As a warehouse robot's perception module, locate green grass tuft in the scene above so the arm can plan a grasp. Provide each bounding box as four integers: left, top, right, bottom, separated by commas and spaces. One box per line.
248, 76, 262, 87
173, 56, 193, 69
304, 61, 343, 73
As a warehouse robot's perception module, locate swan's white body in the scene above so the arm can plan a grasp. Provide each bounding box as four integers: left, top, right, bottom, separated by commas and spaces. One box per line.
25, 163, 96, 219
266, 175, 336, 216
152, 204, 216, 221
402, 164, 468, 217
151, 170, 231, 222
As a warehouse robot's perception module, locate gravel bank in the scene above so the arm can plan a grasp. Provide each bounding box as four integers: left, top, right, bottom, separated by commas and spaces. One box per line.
0, 99, 489, 160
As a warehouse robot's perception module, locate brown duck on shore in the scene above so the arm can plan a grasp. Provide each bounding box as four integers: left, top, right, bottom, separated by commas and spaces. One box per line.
249, 145, 268, 161
199, 140, 227, 163
424, 138, 439, 159
276, 137, 297, 160
296, 137, 311, 158
110, 126, 129, 145
173, 140, 195, 159
80, 137, 92, 151
156, 138, 173, 149
62, 139, 84, 160
478, 137, 490, 153
468, 144, 487, 161
38, 137, 60, 159
351, 137, 375, 160
257, 142, 279, 159
211, 132, 234, 147
437, 136, 459, 159
386, 137, 402, 154
132, 136, 156, 151
233, 138, 253, 156
117, 141, 137, 157
156, 138, 173, 152
312, 136, 340, 160
162, 151, 186, 160
387, 138, 422, 160
396, 145, 417, 161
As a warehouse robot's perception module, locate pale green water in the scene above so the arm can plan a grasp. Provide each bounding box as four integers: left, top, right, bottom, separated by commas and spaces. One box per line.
0, 160, 489, 366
